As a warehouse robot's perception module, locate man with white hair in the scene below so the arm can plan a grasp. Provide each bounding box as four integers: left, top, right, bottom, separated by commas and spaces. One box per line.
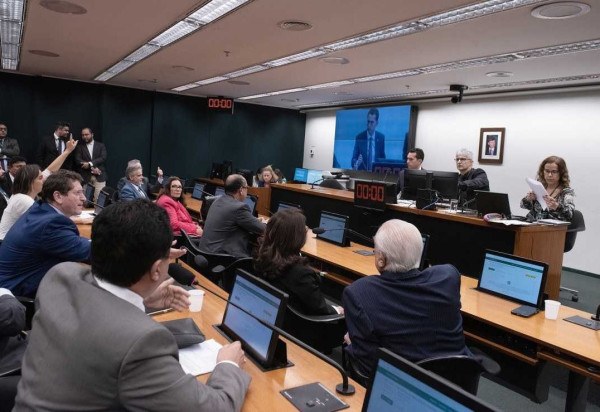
343, 219, 470, 377
455, 148, 489, 205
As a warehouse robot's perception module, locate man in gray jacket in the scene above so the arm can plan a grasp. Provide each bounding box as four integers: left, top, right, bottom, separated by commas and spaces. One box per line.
14, 200, 251, 411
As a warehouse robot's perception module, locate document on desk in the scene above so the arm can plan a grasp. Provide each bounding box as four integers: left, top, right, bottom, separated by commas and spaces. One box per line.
526, 178, 548, 210
487, 218, 532, 226
179, 339, 222, 376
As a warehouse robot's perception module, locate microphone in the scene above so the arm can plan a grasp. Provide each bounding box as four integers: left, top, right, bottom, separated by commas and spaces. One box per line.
312, 227, 374, 247
382, 170, 389, 183
310, 178, 324, 189
168, 263, 198, 286
87, 200, 105, 211
190, 272, 356, 396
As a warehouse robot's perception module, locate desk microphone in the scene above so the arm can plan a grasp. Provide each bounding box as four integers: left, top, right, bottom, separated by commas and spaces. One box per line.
168, 263, 199, 286
171, 262, 356, 395
312, 227, 374, 246
310, 178, 324, 189
86, 200, 105, 211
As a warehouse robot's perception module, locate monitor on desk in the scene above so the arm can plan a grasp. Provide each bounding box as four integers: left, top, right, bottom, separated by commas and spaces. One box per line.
362, 348, 498, 412
316, 211, 350, 247
84, 182, 94, 206
306, 169, 323, 185
214, 187, 225, 197
191, 182, 206, 200
431, 171, 459, 201
243, 194, 258, 217
401, 169, 432, 201
477, 250, 548, 309
475, 191, 512, 217
219, 269, 289, 369
277, 201, 301, 213
293, 167, 308, 183
95, 190, 109, 215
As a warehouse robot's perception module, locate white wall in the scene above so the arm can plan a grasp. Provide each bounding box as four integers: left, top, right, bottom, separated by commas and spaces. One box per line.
302, 90, 600, 275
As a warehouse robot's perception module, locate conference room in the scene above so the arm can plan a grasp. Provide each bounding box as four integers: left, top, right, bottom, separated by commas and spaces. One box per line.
1, 0, 599, 411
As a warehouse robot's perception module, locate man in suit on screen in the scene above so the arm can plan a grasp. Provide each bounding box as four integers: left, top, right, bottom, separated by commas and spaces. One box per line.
351, 108, 386, 171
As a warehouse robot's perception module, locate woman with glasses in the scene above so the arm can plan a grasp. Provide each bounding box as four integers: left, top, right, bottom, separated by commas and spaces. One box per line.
520, 156, 575, 221
255, 208, 343, 316
156, 176, 203, 237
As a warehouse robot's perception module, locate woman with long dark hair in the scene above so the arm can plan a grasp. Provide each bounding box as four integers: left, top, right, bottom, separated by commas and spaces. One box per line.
156, 176, 203, 237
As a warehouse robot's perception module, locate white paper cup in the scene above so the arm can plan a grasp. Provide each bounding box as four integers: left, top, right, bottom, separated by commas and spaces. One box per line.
189, 290, 205, 312
544, 299, 561, 320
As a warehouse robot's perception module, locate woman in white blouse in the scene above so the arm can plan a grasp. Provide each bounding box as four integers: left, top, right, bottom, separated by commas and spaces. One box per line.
0, 138, 77, 240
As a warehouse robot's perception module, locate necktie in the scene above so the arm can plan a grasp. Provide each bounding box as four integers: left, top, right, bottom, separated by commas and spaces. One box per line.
367, 137, 374, 170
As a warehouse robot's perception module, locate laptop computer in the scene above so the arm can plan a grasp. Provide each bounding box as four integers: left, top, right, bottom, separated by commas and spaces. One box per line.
475, 191, 526, 220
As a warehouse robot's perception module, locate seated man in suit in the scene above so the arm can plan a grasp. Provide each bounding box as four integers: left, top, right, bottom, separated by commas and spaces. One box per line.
0, 170, 90, 297
117, 159, 164, 199
0, 156, 27, 196
14, 199, 251, 410
455, 148, 489, 205
396, 148, 425, 194
198, 174, 266, 258
343, 219, 471, 377
119, 162, 149, 201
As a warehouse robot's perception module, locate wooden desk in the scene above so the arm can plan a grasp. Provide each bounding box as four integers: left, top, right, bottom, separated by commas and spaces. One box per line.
155, 267, 366, 411
198, 178, 271, 217
272, 183, 567, 299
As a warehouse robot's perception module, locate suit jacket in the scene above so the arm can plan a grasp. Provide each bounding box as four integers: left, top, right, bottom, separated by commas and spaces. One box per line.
265, 264, 337, 316
458, 167, 490, 204
74, 140, 107, 182
0, 174, 13, 196
343, 264, 470, 377
120, 181, 149, 201
0, 202, 90, 297
351, 130, 386, 171
14, 262, 251, 411
198, 194, 265, 258
117, 176, 160, 198
0, 293, 27, 374
35, 135, 74, 170
0, 137, 20, 158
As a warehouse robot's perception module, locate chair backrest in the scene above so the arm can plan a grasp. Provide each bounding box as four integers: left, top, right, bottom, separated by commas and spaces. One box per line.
283, 304, 346, 354
565, 210, 586, 253
101, 186, 118, 204
200, 195, 219, 221
220, 258, 254, 293
417, 355, 484, 395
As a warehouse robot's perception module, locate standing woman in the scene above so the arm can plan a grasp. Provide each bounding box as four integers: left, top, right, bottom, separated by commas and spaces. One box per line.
156, 176, 203, 237
521, 156, 575, 221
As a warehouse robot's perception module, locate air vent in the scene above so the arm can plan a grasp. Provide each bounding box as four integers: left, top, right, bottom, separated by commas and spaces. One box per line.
278, 21, 313, 31
40, 0, 87, 14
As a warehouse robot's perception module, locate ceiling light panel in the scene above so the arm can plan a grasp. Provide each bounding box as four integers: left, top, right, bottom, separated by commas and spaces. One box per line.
0, 0, 25, 20
150, 20, 200, 47
0, 19, 22, 43
172, 82, 202, 92
1, 42, 18, 59
188, 0, 250, 25
265, 49, 327, 67
125, 43, 161, 62
1, 57, 15, 69
224, 65, 268, 78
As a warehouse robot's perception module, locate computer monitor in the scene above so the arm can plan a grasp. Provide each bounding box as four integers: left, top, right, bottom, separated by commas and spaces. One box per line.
306, 169, 323, 185
210, 162, 223, 179
237, 168, 254, 186
222, 160, 233, 180
191, 182, 206, 200
316, 211, 350, 247
362, 348, 498, 412
431, 171, 460, 201
276, 201, 301, 213
475, 191, 512, 217
243, 194, 258, 216
95, 190, 109, 215
219, 269, 289, 369
293, 167, 308, 183
84, 182, 94, 205
214, 187, 225, 197
401, 169, 432, 201
477, 250, 548, 309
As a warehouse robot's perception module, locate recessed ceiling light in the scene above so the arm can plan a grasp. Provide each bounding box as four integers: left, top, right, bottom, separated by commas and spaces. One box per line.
486, 71, 514, 77
28, 50, 60, 57
228, 80, 250, 85
320, 57, 350, 65
40, 0, 87, 14
531, 2, 590, 19
171, 65, 195, 71
278, 21, 313, 31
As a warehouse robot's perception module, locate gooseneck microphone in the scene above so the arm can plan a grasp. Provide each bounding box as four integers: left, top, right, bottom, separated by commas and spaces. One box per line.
312, 227, 374, 246
170, 262, 356, 395
310, 178, 324, 189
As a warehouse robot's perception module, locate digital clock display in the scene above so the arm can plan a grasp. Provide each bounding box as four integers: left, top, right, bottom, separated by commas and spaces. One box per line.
207, 97, 234, 113
354, 180, 397, 211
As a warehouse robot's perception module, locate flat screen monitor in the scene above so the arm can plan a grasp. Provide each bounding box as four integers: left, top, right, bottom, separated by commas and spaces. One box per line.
401, 169, 432, 201
277, 201, 301, 213
333, 105, 418, 172
84, 183, 94, 204
306, 169, 322, 185
431, 171, 460, 201
475, 191, 512, 217
95, 190, 109, 215
362, 348, 498, 412
293, 167, 308, 183
191, 183, 206, 200
243, 194, 258, 216
316, 211, 349, 247
220, 269, 288, 368
477, 250, 548, 309
214, 187, 225, 197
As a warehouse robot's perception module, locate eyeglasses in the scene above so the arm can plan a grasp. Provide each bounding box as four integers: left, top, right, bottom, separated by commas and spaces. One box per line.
544, 169, 560, 175
455, 158, 471, 162
171, 185, 182, 189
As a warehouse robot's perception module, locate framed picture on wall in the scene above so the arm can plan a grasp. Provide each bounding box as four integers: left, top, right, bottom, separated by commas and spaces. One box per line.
478, 128, 505, 164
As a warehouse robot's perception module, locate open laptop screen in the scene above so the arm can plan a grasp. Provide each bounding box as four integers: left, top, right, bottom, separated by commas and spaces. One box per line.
293, 167, 308, 183
477, 250, 548, 308
316, 211, 349, 246
191, 183, 205, 200
243, 194, 257, 216
214, 187, 225, 197
306, 169, 322, 185
95, 190, 109, 215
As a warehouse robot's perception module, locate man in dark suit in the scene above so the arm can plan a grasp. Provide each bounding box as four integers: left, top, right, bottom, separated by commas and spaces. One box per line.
351, 108, 386, 171
74, 127, 107, 202
0, 122, 21, 173
396, 148, 425, 194
119, 162, 150, 201
14, 200, 251, 410
198, 174, 266, 258
0, 156, 26, 196
35, 121, 74, 170
0, 170, 90, 297
117, 159, 164, 200
343, 219, 471, 377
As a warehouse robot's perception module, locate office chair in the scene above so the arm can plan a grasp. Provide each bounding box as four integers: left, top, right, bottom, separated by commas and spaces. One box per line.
342, 347, 370, 387
200, 195, 219, 222
320, 178, 345, 190
101, 186, 118, 204
283, 303, 346, 355
560, 210, 586, 302
15, 296, 34, 331
417, 355, 486, 395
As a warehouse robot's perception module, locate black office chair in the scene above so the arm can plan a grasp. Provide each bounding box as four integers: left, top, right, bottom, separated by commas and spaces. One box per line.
283, 304, 346, 355
200, 195, 219, 222
560, 210, 586, 302
342, 347, 370, 388
15, 296, 34, 331
101, 186, 118, 205
320, 178, 345, 190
